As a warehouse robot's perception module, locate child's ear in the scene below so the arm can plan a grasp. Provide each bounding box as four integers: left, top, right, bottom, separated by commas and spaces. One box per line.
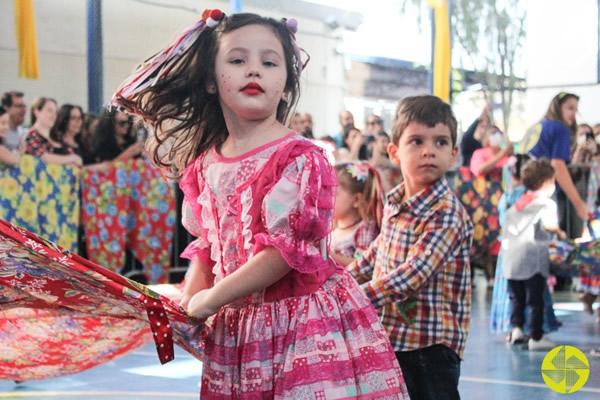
281, 92, 288, 101
353, 192, 363, 209
387, 142, 401, 167
451, 145, 459, 164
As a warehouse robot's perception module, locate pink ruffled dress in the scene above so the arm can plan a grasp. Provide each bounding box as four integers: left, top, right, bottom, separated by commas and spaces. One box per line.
179, 133, 407, 399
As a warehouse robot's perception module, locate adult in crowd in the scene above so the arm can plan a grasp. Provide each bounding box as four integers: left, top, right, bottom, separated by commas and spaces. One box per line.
23, 97, 82, 167
288, 112, 303, 133
460, 105, 491, 167
0, 106, 20, 165
51, 104, 84, 157
335, 124, 364, 163
1, 91, 27, 151
470, 125, 513, 178
80, 113, 100, 164
572, 123, 598, 165
92, 109, 142, 162
369, 130, 398, 193
518, 92, 589, 228
300, 112, 314, 139
365, 114, 384, 137
333, 110, 355, 149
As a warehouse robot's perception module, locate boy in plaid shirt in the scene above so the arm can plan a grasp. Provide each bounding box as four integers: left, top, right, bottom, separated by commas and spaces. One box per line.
348, 95, 473, 400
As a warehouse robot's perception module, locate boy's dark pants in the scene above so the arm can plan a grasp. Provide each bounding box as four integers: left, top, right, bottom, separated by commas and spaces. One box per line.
507, 273, 546, 341
395, 344, 461, 400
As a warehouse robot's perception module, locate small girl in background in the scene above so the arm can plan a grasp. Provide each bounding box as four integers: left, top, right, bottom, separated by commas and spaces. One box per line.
113, 11, 407, 399
332, 162, 384, 266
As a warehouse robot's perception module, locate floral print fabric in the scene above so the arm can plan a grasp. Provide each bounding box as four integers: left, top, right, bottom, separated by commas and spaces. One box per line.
0, 155, 79, 252
453, 166, 503, 260
81, 159, 176, 283
0, 218, 204, 381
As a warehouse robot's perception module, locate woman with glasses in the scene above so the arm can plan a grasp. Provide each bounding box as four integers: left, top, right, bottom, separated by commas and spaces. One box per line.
92, 109, 143, 162
23, 97, 82, 167
50, 104, 88, 161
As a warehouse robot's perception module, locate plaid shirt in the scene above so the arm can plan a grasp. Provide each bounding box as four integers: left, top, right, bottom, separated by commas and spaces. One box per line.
347, 178, 473, 358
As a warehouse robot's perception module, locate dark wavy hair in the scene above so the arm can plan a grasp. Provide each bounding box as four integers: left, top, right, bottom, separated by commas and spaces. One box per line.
50, 104, 84, 142
92, 108, 134, 162
544, 92, 579, 136
115, 13, 301, 177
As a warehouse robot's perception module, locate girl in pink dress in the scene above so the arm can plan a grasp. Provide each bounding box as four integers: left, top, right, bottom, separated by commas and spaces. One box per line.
112, 10, 407, 399
331, 162, 384, 267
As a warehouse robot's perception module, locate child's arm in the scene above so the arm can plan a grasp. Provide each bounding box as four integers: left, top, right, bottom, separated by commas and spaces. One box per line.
362, 212, 468, 309
179, 256, 215, 309
187, 247, 291, 318
346, 235, 380, 284
331, 252, 355, 267
544, 224, 567, 240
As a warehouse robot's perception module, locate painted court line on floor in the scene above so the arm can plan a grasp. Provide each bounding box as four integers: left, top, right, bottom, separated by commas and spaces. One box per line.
461, 376, 600, 393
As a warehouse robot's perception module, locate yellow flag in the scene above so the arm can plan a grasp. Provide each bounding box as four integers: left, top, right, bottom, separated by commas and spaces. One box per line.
428, 0, 451, 102
14, 0, 39, 79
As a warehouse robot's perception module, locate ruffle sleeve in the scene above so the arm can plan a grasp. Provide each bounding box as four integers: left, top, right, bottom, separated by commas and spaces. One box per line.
254, 146, 336, 273
178, 159, 211, 266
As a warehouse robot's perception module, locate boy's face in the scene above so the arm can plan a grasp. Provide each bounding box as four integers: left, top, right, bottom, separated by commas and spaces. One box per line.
388, 121, 457, 197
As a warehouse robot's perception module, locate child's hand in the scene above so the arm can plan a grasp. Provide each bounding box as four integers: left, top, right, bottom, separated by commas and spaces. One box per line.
187, 289, 219, 319
557, 230, 567, 240
179, 294, 192, 310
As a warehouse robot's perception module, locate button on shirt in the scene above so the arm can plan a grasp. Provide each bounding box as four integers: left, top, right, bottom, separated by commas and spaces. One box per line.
347, 178, 474, 358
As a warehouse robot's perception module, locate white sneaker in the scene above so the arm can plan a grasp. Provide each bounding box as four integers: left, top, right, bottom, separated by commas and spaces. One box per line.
529, 337, 556, 351
510, 327, 525, 344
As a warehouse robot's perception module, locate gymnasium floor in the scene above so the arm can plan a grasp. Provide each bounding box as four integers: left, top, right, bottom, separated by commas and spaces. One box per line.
1, 272, 600, 399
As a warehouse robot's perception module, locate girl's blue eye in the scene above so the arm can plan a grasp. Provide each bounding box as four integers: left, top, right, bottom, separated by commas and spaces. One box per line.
230, 59, 244, 64
264, 61, 276, 67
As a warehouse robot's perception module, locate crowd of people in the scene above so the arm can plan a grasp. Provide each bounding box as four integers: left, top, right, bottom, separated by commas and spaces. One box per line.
0, 91, 145, 170
1, 9, 600, 400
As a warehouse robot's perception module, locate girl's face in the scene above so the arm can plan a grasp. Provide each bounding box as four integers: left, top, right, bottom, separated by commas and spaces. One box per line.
334, 184, 360, 221
560, 97, 578, 126
0, 113, 9, 138
67, 107, 83, 135
214, 24, 288, 123
35, 101, 57, 129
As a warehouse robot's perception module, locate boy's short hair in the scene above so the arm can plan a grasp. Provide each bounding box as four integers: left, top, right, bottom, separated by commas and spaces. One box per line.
521, 158, 555, 191
391, 95, 457, 146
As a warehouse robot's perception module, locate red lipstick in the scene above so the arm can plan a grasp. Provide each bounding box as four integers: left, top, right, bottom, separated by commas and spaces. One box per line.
241, 82, 264, 95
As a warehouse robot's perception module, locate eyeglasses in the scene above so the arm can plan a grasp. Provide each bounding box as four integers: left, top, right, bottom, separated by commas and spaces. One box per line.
117, 120, 132, 127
